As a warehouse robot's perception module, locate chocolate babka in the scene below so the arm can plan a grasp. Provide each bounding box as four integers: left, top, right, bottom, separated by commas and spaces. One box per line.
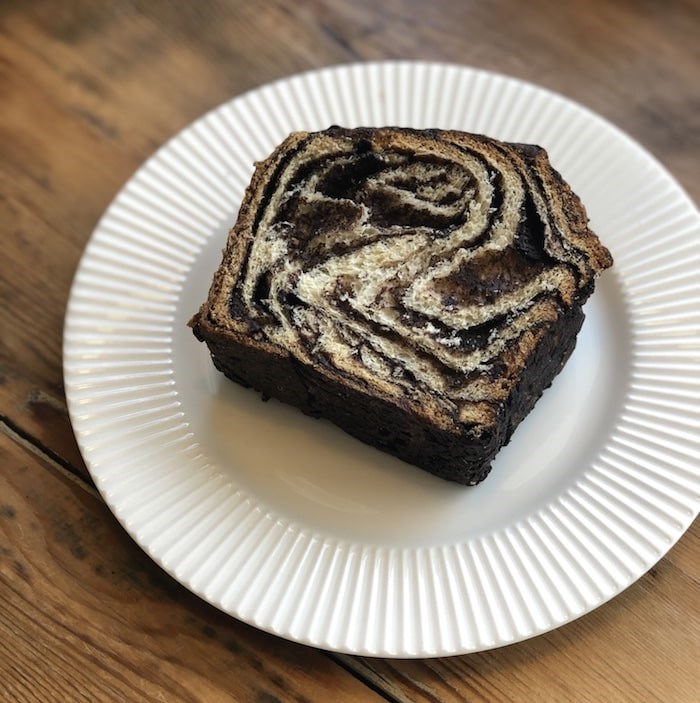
191, 127, 613, 485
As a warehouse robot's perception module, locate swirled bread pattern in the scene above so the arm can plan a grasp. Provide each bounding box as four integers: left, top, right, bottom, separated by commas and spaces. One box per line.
192, 127, 613, 484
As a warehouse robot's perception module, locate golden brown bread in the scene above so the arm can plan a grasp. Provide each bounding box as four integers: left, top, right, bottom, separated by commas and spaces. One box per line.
191, 126, 613, 484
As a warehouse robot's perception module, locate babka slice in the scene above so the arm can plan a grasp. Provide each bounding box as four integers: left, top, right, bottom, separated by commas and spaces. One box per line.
190, 126, 613, 485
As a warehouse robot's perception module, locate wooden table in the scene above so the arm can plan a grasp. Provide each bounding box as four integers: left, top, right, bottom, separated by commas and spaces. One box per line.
2, 1, 698, 700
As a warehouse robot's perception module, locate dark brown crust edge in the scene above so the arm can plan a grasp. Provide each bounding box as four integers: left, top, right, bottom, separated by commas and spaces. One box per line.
191, 304, 584, 485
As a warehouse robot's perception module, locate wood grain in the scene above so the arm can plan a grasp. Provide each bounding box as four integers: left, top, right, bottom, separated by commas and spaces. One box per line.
0, 431, 385, 703
0, 358, 88, 480
1, 0, 698, 700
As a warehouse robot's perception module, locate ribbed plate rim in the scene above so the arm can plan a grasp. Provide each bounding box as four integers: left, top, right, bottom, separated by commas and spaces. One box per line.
63, 60, 700, 657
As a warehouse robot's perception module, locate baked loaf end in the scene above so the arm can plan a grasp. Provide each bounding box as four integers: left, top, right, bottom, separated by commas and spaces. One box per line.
191, 127, 613, 485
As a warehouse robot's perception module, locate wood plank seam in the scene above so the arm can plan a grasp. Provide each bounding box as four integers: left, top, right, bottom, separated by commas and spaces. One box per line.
0, 417, 99, 499
328, 654, 403, 703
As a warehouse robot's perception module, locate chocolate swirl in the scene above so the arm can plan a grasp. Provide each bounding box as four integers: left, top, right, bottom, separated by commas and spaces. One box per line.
225, 128, 607, 425
192, 127, 612, 482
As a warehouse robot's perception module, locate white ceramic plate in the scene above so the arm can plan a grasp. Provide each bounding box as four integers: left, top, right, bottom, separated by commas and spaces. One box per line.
63, 61, 700, 657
